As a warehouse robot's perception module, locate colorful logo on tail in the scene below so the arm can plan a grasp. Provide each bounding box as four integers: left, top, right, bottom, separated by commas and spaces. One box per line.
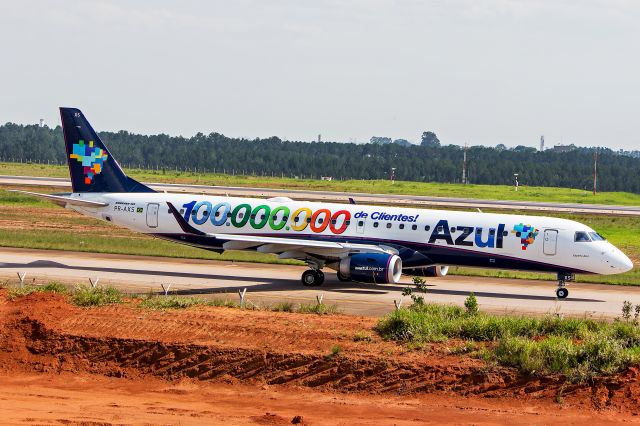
69, 140, 108, 184
512, 223, 539, 250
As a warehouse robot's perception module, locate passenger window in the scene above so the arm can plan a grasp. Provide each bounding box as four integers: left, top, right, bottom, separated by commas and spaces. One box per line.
386, 223, 392, 229
215, 211, 220, 217
358, 220, 364, 227
589, 232, 606, 241
294, 217, 299, 223
306, 218, 311, 223
425, 225, 430, 231
203, 211, 209, 217
412, 224, 417, 230
450, 227, 456, 233
179, 209, 184, 215
260, 214, 265, 220
575, 231, 592, 242
283, 216, 288, 221
373, 222, 379, 228
399, 224, 405, 230
489, 229, 495, 236
331, 219, 337, 225
436, 226, 442, 232
346, 220, 351, 225
238, 213, 243, 219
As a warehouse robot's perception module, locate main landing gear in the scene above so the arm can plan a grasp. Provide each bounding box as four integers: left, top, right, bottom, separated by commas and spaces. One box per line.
301, 269, 325, 287
555, 272, 575, 299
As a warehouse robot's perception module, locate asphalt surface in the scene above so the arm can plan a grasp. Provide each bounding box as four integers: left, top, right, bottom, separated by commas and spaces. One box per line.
2, 174, 640, 215
1, 247, 636, 318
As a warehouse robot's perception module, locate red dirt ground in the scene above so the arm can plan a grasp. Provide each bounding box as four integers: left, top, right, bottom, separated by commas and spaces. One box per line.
1, 290, 640, 425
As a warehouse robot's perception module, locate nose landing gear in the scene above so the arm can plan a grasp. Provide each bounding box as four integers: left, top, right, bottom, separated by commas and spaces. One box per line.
555, 272, 574, 299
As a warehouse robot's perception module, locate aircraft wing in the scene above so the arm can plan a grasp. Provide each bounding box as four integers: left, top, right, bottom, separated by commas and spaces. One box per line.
166, 202, 396, 261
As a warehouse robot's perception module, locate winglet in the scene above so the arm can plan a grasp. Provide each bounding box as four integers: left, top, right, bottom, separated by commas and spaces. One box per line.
167, 202, 206, 236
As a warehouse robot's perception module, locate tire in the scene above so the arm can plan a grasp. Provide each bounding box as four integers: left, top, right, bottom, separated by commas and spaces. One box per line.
302, 270, 323, 287
556, 287, 569, 299
337, 272, 350, 282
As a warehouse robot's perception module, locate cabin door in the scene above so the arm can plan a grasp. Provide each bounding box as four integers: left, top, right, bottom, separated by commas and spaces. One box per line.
146, 203, 159, 228
543, 229, 558, 255
356, 217, 366, 234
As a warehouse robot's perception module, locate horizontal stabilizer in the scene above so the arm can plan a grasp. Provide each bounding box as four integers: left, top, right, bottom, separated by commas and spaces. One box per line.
9, 190, 109, 208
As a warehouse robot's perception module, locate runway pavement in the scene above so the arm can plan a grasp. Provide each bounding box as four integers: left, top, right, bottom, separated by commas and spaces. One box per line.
1, 247, 637, 318
2, 174, 639, 216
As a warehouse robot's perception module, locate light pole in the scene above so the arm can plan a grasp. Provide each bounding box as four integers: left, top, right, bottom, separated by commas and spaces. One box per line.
390, 167, 396, 184
514, 173, 519, 191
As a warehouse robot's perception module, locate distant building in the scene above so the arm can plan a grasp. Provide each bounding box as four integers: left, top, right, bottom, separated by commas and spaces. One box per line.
39, 119, 45, 127
540, 135, 545, 151
321, 176, 333, 181
552, 144, 576, 153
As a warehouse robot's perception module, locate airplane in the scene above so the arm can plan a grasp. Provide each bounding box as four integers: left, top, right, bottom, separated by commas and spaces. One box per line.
14, 108, 634, 299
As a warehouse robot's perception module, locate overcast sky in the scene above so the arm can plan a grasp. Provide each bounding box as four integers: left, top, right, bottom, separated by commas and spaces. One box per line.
1, 0, 639, 149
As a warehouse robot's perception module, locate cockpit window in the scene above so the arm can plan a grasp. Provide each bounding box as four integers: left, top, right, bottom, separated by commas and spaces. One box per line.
574, 231, 592, 242
589, 232, 606, 241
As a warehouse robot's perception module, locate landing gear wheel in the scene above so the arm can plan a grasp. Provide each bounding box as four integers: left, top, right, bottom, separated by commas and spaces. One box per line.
302, 270, 324, 287
556, 287, 569, 299
337, 272, 350, 282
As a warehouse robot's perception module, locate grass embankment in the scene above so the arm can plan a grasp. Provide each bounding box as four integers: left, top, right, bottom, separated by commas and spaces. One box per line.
377, 299, 640, 379
3, 161, 640, 206
1, 189, 637, 284
3, 281, 338, 314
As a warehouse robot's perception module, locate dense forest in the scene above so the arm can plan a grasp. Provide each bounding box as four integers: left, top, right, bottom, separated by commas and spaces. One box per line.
1, 123, 639, 193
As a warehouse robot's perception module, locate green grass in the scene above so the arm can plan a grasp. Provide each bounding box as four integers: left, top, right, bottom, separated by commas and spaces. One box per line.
72, 285, 123, 307
3, 161, 640, 206
296, 302, 340, 315
7, 281, 68, 300
377, 302, 640, 378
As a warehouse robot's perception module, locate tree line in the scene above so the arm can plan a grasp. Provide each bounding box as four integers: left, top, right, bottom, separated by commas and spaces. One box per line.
1, 122, 639, 193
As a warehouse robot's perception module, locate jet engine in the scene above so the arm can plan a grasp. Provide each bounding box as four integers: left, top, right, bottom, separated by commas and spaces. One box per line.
337, 253, 403, 284
404, 265, 449, 277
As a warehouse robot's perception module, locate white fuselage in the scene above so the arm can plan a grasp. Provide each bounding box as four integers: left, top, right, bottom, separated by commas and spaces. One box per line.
66, 191, 634, 276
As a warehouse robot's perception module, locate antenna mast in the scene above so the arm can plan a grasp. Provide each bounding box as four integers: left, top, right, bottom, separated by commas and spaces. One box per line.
593, 148, 598, 196
462, 143, 468, 184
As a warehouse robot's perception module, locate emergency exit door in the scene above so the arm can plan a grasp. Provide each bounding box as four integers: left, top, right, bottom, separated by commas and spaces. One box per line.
146, 203, 159, 228
543, 229, 558, 255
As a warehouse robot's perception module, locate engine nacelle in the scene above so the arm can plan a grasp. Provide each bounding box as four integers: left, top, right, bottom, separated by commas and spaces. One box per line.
404, 265, 449, 277
338, 253, 403, 284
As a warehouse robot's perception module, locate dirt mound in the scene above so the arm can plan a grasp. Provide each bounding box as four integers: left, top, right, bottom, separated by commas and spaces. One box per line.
2, 290, 640, 417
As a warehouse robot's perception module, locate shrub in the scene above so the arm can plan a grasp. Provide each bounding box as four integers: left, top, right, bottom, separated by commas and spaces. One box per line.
330, 345, 342, 356
72, 285, 123, 307
353, 330, 373, 342
464, 292, 479, 316
377, 302, 640, 378
272, 301, 295, 312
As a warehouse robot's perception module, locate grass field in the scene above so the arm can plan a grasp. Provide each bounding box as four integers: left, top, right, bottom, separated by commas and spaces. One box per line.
0, 186, 638, 285
3, 161, 640, 206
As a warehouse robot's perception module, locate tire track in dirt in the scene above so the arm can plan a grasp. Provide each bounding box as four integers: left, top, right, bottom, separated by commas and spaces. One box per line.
3, 291, 640, 414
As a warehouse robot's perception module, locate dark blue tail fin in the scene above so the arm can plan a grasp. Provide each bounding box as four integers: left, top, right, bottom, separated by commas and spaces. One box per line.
60, 107, 154, 193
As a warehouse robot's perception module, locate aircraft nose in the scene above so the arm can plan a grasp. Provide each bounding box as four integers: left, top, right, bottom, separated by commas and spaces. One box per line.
619, 252, 634, 273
